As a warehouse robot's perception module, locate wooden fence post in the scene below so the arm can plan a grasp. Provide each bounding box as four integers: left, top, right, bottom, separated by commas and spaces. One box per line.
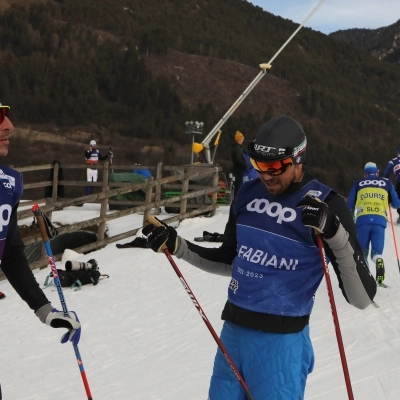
180, 167, 189, 215
155, 162, 163, 215
40, 197, 54, 261
210, 167, 220, 217
143, 178, 154, 222
52, 162, 59, 202
98, 162, 110, 241
43, 163, 59, 224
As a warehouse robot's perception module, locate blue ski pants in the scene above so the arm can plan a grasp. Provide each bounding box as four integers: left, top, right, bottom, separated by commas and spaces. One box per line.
356, 224, 385, 261
208, 321, 314, 400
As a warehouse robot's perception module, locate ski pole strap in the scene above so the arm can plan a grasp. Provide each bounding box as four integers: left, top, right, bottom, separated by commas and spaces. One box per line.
32, 205, 58, 240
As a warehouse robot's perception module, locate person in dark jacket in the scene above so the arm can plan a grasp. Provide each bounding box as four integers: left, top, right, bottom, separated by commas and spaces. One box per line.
0, 102, 81, 399
347, 162, 400, 285
230, 131, 247, 198
143, 115, 377, 400
84, 139, 110, 196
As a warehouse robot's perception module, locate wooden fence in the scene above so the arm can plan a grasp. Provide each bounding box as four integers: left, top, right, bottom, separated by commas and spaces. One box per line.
10, 161, 226, 273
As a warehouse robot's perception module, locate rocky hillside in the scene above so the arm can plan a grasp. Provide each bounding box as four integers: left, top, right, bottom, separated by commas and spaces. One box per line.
330, 20, 400, 65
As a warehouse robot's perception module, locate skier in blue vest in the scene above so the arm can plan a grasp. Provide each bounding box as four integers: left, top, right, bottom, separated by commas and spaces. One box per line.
384, 147, 400, 223
0, 102, 81, 398
347, 162, 400, 285
143, 115, 377, 400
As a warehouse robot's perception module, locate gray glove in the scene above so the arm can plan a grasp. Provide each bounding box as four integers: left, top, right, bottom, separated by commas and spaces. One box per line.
35, 303, 81, 346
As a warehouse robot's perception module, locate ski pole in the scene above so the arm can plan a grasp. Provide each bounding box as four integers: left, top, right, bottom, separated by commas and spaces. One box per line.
163, 249, 254, 400
199, 0, 326, 163
388, 207, 400, 273
32, 204, 94, 400
316, 234, 354, 400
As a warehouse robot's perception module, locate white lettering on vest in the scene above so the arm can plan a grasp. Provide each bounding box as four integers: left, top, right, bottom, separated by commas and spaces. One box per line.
247, 199, 296, 224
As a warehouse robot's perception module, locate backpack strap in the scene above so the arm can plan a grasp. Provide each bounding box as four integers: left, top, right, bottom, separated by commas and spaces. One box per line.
70, 279, 83, 291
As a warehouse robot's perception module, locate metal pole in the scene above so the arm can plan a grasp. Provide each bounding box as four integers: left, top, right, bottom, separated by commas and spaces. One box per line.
201, 0, 326, 163
191, 133, 195, 164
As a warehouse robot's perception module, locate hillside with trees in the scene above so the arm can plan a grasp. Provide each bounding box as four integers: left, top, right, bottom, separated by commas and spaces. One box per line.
330, 20, 400, 65
1, 0, 400, 194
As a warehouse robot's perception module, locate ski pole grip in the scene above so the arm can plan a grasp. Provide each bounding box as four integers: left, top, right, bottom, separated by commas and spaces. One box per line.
32, 204, 49, 242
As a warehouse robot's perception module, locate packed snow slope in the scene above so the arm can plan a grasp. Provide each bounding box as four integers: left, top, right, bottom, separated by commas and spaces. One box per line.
1, 204, 400, 399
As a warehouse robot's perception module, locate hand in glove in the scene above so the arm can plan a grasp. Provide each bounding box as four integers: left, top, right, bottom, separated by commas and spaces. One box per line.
296, 195, 339, 239
108, 151, 113, 158
35, 303, 81, 346
142, 216, 179, 253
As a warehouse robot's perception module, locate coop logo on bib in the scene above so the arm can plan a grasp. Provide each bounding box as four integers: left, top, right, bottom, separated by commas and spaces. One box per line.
0, 204, 12, 232
359, 180, 386, 187
0, 169, 15, 190
247, 199, 296, 224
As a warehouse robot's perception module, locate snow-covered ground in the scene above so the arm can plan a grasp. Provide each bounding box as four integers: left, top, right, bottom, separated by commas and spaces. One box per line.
1, 204, 400, 399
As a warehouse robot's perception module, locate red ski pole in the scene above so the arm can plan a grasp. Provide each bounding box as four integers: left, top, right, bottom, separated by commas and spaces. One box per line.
163, 249, 254, 400
388, 208, 400, 273
316, 234, 354, 400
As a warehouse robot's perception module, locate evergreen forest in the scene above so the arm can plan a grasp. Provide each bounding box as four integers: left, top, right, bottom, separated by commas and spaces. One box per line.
1, 0, 400, 193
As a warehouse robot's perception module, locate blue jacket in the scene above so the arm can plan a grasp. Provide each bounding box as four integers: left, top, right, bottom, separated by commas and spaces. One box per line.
0, 165, 50, 311
0, 166, 23, 262
243, 153, 259, 180
384, 156, 400, 183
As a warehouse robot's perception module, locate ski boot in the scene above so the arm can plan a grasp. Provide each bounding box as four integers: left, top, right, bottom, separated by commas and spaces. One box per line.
375, 258, 385, 284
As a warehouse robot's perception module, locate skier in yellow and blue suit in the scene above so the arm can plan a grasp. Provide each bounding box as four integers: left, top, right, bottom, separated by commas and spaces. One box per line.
347, 162, 400, 284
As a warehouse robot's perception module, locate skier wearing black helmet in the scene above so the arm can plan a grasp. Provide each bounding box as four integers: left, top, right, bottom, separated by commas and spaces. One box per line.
143, 115, 377, 400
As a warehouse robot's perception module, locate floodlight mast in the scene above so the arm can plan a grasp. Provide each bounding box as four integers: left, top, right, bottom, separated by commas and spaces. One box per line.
200, 0, 326, 164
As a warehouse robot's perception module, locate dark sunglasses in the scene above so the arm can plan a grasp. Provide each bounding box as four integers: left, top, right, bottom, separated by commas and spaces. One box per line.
250, 157, 294, 176
0, 105, 10, 125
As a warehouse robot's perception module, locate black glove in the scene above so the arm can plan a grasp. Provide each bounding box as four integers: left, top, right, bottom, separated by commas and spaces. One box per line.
108, 151, 113, 158
142, 216, 179, 253
296, 196, 339, 239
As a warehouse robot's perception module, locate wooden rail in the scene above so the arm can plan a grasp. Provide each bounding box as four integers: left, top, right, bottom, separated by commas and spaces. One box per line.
10, 161, 226, 273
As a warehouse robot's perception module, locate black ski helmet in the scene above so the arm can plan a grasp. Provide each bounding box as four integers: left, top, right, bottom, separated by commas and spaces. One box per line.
247, 115, 307, 164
